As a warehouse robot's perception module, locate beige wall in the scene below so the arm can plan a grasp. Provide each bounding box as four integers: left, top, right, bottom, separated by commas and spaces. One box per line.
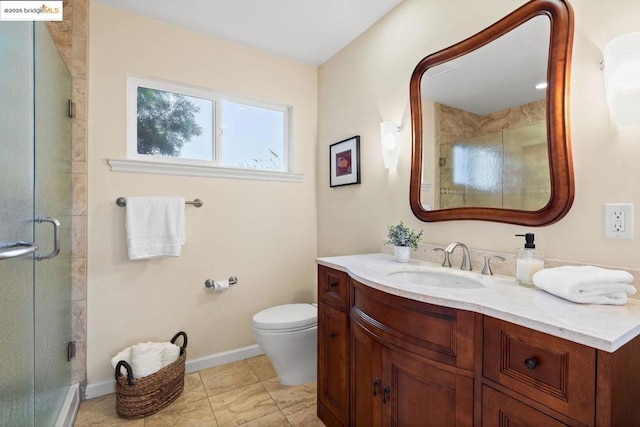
318, 0, 640, 267
87, 3, 318, 384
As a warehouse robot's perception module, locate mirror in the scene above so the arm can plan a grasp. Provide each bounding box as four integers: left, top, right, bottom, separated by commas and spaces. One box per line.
409, 0, 574, 226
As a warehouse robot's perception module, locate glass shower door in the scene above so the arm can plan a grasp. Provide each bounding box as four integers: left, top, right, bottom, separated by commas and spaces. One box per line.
0, 22, 37, 425
0, 22, 72, 426
33, 22, 72, 426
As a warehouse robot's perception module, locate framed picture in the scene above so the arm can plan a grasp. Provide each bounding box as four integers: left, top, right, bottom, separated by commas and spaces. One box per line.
330, 135, 360, 187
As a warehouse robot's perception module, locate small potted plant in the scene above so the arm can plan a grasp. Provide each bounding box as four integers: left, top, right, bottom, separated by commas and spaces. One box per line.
386, 221, 423, 262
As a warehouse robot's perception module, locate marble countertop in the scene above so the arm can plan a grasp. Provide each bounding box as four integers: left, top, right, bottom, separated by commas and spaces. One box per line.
316, 253, 640, 352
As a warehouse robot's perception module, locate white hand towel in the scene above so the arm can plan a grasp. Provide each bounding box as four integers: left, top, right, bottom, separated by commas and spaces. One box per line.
160, 342, 181, 368
110, 346, 131, 376
533, 266, 637, 305
125, 197, 186, 260
130, 342, 164, 378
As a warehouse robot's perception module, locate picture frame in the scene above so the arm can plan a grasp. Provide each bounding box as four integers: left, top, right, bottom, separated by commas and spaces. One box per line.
329, 135, 361, 187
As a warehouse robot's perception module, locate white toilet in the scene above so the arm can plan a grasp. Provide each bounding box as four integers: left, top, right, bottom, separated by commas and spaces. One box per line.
252, 303, 317, 386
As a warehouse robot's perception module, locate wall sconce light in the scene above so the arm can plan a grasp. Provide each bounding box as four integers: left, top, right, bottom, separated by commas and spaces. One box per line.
603, 32, 640, 127
380, 121, 401, 169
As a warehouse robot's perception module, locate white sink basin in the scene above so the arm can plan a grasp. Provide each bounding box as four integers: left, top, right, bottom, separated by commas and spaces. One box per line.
387, 270, 485, 289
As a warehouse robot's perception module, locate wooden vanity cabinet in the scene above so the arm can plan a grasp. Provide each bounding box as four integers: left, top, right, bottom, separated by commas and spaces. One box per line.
350, 280, 476, 426
317, 265, 640, 426
317, 265, 350, 427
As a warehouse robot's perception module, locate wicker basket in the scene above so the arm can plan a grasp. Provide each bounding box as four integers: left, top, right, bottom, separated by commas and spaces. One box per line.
114, 331, 187, 419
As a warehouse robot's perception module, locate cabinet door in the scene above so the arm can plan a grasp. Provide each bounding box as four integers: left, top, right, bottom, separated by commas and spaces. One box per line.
318, 302, 349, 426
482, 385, 572, 427
351, 320, 382, 427
382, 347, 474, 427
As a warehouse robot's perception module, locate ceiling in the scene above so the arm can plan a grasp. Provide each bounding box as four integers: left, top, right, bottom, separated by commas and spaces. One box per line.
92, 0, 403, 65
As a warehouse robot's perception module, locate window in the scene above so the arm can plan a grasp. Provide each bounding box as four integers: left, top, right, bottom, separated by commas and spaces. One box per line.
220, 100, 285, 170
136, 86, 214, 161
126, 76, 291, 173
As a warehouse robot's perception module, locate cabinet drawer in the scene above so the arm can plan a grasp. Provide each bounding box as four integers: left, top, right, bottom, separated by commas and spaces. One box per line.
351, 280, 475, 370
483, 317, 595, 425
482, 385, 572, 427
318, 265, 349, 310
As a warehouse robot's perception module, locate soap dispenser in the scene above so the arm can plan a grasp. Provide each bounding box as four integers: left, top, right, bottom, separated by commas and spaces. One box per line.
515, 233, 544, 287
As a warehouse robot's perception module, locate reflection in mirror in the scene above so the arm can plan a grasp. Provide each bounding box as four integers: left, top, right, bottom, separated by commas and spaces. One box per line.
434, 121, 549, 210
410, 0, 574, 226
422, 16, 549, 212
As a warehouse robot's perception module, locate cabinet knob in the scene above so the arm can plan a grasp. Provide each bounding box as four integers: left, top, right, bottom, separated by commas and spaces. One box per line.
328, 332, 336, 339
524, 358, 538, 370
328, 281, 338, 289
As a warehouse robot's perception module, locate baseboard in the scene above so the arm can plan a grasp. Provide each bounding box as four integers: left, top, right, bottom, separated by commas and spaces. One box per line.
185, 344, 263, 373
84, 344, 264, 400
55, 383, 80, 427
84, 379, 115, 400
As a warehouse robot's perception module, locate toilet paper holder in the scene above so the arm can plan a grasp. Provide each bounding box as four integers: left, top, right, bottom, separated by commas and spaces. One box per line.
204, 276, 238, 289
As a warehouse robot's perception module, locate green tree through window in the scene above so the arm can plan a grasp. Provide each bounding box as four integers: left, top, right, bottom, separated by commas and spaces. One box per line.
136, 87, 202, 156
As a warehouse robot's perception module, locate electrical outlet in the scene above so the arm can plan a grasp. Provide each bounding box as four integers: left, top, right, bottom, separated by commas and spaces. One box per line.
612, 210, 625, 232
605, 203, 634, 239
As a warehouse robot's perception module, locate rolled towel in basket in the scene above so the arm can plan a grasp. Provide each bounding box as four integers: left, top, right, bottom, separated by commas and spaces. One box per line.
131, 342, 164, 378
533, 266, 637, 305
111, 347, 131, 376
161, 342, 181, 368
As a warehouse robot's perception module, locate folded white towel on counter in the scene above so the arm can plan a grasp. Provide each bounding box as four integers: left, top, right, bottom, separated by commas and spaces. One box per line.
130, 342, 164, 378
533, 266, 637, 305
125, 197, 185, 260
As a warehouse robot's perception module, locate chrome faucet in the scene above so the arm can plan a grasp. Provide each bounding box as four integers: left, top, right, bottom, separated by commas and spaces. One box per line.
444, 242, 471, 271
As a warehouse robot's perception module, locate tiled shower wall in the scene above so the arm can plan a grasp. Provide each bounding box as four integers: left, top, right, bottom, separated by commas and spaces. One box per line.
434, 100, 546, 210
46, 0, 88, 392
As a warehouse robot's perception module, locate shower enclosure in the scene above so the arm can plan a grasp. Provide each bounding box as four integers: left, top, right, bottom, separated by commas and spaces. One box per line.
437, 122, 550, 211
0, 22, 72, 426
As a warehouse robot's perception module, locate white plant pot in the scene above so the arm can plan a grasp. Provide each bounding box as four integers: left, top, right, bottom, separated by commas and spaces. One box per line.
394, 246, 411, 263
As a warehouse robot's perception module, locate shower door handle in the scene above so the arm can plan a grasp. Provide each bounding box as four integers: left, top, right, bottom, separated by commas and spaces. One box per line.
35, 216, 60, 261
0, 241, 39, 260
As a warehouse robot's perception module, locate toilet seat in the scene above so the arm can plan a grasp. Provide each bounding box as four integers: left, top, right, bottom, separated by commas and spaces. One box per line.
253, 303, 317, 332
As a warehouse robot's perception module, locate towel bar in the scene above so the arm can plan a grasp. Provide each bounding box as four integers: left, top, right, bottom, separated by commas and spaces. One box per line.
116, 197, 203, 208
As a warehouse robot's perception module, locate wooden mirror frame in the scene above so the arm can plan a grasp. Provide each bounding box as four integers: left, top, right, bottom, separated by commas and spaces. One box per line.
409, 0, 574, 226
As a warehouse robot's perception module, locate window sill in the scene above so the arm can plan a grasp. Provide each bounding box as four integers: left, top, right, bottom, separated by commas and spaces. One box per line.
108, 159, 304, 183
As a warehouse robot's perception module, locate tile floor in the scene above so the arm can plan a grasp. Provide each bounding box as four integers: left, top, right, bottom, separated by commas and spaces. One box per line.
73, 355, 326, 426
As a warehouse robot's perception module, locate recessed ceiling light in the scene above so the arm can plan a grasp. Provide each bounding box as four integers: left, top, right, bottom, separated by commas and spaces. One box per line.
535, 82, 548, 90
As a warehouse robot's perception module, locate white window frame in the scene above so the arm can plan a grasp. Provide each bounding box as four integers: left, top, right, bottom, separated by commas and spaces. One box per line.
109, 75, 301, 183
